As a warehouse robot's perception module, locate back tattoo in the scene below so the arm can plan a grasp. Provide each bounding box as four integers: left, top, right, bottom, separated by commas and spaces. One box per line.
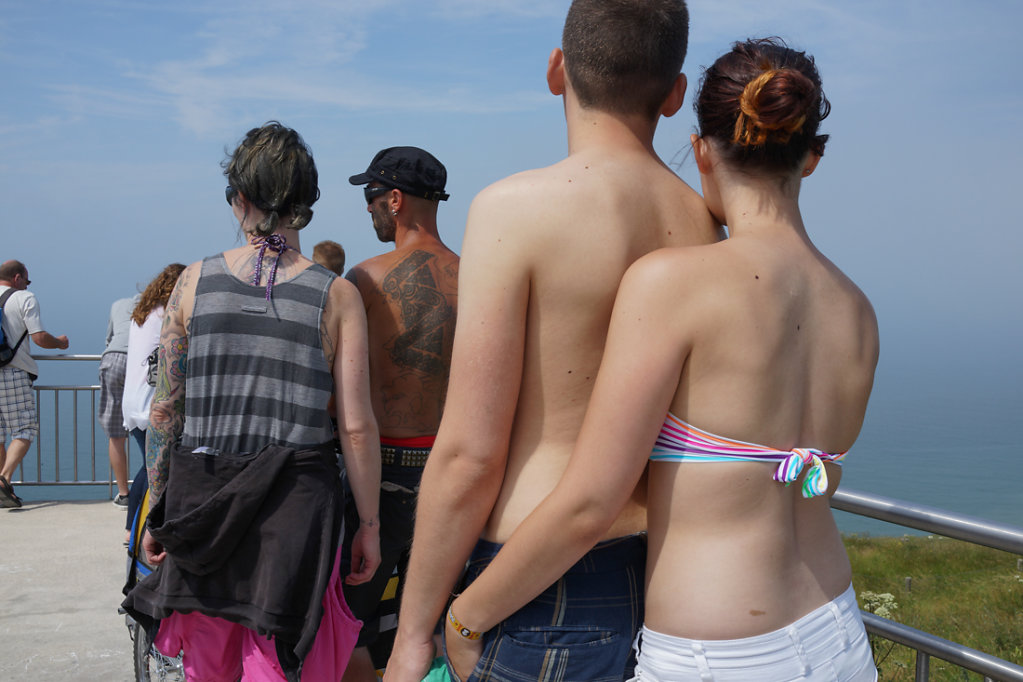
381, 250, 454, 378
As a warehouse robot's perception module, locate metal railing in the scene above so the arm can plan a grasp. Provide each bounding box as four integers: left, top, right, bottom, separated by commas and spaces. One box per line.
831, 489, 1023, 681
12, 354, 144, 498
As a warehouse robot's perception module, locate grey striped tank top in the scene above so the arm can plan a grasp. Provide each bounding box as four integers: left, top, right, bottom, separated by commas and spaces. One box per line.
181, 254, 336, 454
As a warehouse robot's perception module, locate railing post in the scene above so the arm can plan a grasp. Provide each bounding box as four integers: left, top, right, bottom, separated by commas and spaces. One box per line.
53, 390, 60, 482
34, 389, 41, 481
915, 651, 929, 681
94, 388, 107, 497
73, 389, 81, 481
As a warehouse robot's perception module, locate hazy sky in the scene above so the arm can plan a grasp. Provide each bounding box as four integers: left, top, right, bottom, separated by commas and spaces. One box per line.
3, 0, 1022, 502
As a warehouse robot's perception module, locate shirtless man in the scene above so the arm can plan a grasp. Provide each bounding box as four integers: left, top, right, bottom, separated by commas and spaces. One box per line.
385, 1, 721, 680
344, 147, 459, 680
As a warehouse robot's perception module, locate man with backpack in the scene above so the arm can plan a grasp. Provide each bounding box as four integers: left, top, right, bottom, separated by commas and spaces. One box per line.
0, 260, 70, 508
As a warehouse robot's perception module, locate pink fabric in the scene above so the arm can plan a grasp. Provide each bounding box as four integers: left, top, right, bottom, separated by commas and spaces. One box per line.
155, 546, 361, 681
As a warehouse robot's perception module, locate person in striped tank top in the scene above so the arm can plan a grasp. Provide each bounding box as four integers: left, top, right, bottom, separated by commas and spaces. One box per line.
444, 40, 879, 681
123, 122, 381, 682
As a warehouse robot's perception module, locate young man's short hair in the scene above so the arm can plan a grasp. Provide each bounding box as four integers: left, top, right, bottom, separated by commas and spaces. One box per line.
562, 0, 690, 118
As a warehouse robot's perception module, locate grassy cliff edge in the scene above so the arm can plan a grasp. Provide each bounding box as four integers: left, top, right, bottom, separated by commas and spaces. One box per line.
845, 534, 1023, 680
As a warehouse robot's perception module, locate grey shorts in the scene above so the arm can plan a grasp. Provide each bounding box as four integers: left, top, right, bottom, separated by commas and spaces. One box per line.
0, 367, 38, 442
98, 351, 128, 437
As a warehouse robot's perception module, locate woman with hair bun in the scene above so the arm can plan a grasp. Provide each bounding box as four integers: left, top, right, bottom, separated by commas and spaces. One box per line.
444, 39, 878, 680
123, 122, 381, 682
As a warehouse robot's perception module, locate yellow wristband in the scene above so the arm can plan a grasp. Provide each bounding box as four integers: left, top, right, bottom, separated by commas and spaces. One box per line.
447, 606, 483, 640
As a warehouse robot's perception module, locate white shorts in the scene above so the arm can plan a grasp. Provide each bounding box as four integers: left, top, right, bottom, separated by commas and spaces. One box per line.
629, 584, 876, 681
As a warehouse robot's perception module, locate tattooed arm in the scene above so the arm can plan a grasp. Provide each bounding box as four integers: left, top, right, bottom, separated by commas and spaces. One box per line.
143, 263, 196, 564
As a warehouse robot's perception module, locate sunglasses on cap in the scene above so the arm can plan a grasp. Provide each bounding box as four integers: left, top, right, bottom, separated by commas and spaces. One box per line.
364, 185, 393, 204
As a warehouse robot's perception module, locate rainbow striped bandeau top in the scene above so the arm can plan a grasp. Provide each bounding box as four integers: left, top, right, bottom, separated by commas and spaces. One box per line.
651, 412, 847, 499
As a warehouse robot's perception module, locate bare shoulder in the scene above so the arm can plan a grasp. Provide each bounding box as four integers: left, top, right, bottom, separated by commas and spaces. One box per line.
328, 272, 362, 307
841, 273, 877, 324
177, 260, 203, 286
469, 163, 573, 225
347, 252, 393, 286
476, 163, 560, 199
327, 275, 367, 331
167, 260, 202, 312
816, 251, 879, 329
622, 243, 726, 304
464, 160, 611, 269
350, 245, 458, 294
834, 266, 879, 357
634, 240, 734, 281
460, 171, 558, 271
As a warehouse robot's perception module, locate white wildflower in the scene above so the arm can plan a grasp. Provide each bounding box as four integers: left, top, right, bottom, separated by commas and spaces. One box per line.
860, 591, 899, 619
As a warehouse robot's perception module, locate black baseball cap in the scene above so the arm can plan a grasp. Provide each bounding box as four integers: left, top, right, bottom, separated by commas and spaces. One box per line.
349, 146, 449, 201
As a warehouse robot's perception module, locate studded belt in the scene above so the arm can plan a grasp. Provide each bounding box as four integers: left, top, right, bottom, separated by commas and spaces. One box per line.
380, 445, 430, 468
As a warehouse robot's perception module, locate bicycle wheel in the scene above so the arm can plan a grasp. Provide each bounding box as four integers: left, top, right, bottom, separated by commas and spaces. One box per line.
131, 618, 185, 681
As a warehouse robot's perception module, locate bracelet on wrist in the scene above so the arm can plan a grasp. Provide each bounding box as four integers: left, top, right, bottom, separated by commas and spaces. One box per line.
447, 606, 483, 641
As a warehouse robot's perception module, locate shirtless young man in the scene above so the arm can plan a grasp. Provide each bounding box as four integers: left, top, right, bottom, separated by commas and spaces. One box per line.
385, 2, 721, 680
344, 147, 459, 680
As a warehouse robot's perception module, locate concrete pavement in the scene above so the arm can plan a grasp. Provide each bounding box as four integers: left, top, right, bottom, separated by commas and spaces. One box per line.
1, 500, 134, 681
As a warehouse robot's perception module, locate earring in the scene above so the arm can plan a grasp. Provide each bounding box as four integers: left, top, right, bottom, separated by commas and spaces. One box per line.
392, 210, 398, 216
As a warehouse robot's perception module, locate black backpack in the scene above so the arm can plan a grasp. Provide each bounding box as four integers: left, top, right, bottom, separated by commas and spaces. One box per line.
0, 288, 29, 367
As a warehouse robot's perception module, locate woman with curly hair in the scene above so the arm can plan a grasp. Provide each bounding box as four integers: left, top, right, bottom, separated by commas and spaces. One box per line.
120, 262, 185, 531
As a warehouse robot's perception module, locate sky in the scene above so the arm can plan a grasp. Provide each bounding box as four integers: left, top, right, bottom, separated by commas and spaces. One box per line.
2, 1, 1022, 516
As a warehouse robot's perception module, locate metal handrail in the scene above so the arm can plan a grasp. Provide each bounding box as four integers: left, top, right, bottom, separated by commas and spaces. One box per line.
861, 612, 1023, 682
832, 488, 1023, 681
32, 353, 102, 362
832, 489, 1023, 555
14, 354, 138, 495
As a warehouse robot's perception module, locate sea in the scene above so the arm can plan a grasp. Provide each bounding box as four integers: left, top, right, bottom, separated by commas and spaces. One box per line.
835, 355, 1021, 537
11, 353, 1022, 539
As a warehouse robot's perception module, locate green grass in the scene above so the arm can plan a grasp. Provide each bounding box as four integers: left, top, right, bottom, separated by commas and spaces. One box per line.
844, 534, 1023, 681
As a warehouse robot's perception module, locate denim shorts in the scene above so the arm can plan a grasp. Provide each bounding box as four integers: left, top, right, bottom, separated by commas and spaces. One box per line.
446, 533, 646, 682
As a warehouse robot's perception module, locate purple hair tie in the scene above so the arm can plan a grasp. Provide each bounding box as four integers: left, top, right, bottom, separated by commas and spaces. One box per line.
251, 234, 289, 300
